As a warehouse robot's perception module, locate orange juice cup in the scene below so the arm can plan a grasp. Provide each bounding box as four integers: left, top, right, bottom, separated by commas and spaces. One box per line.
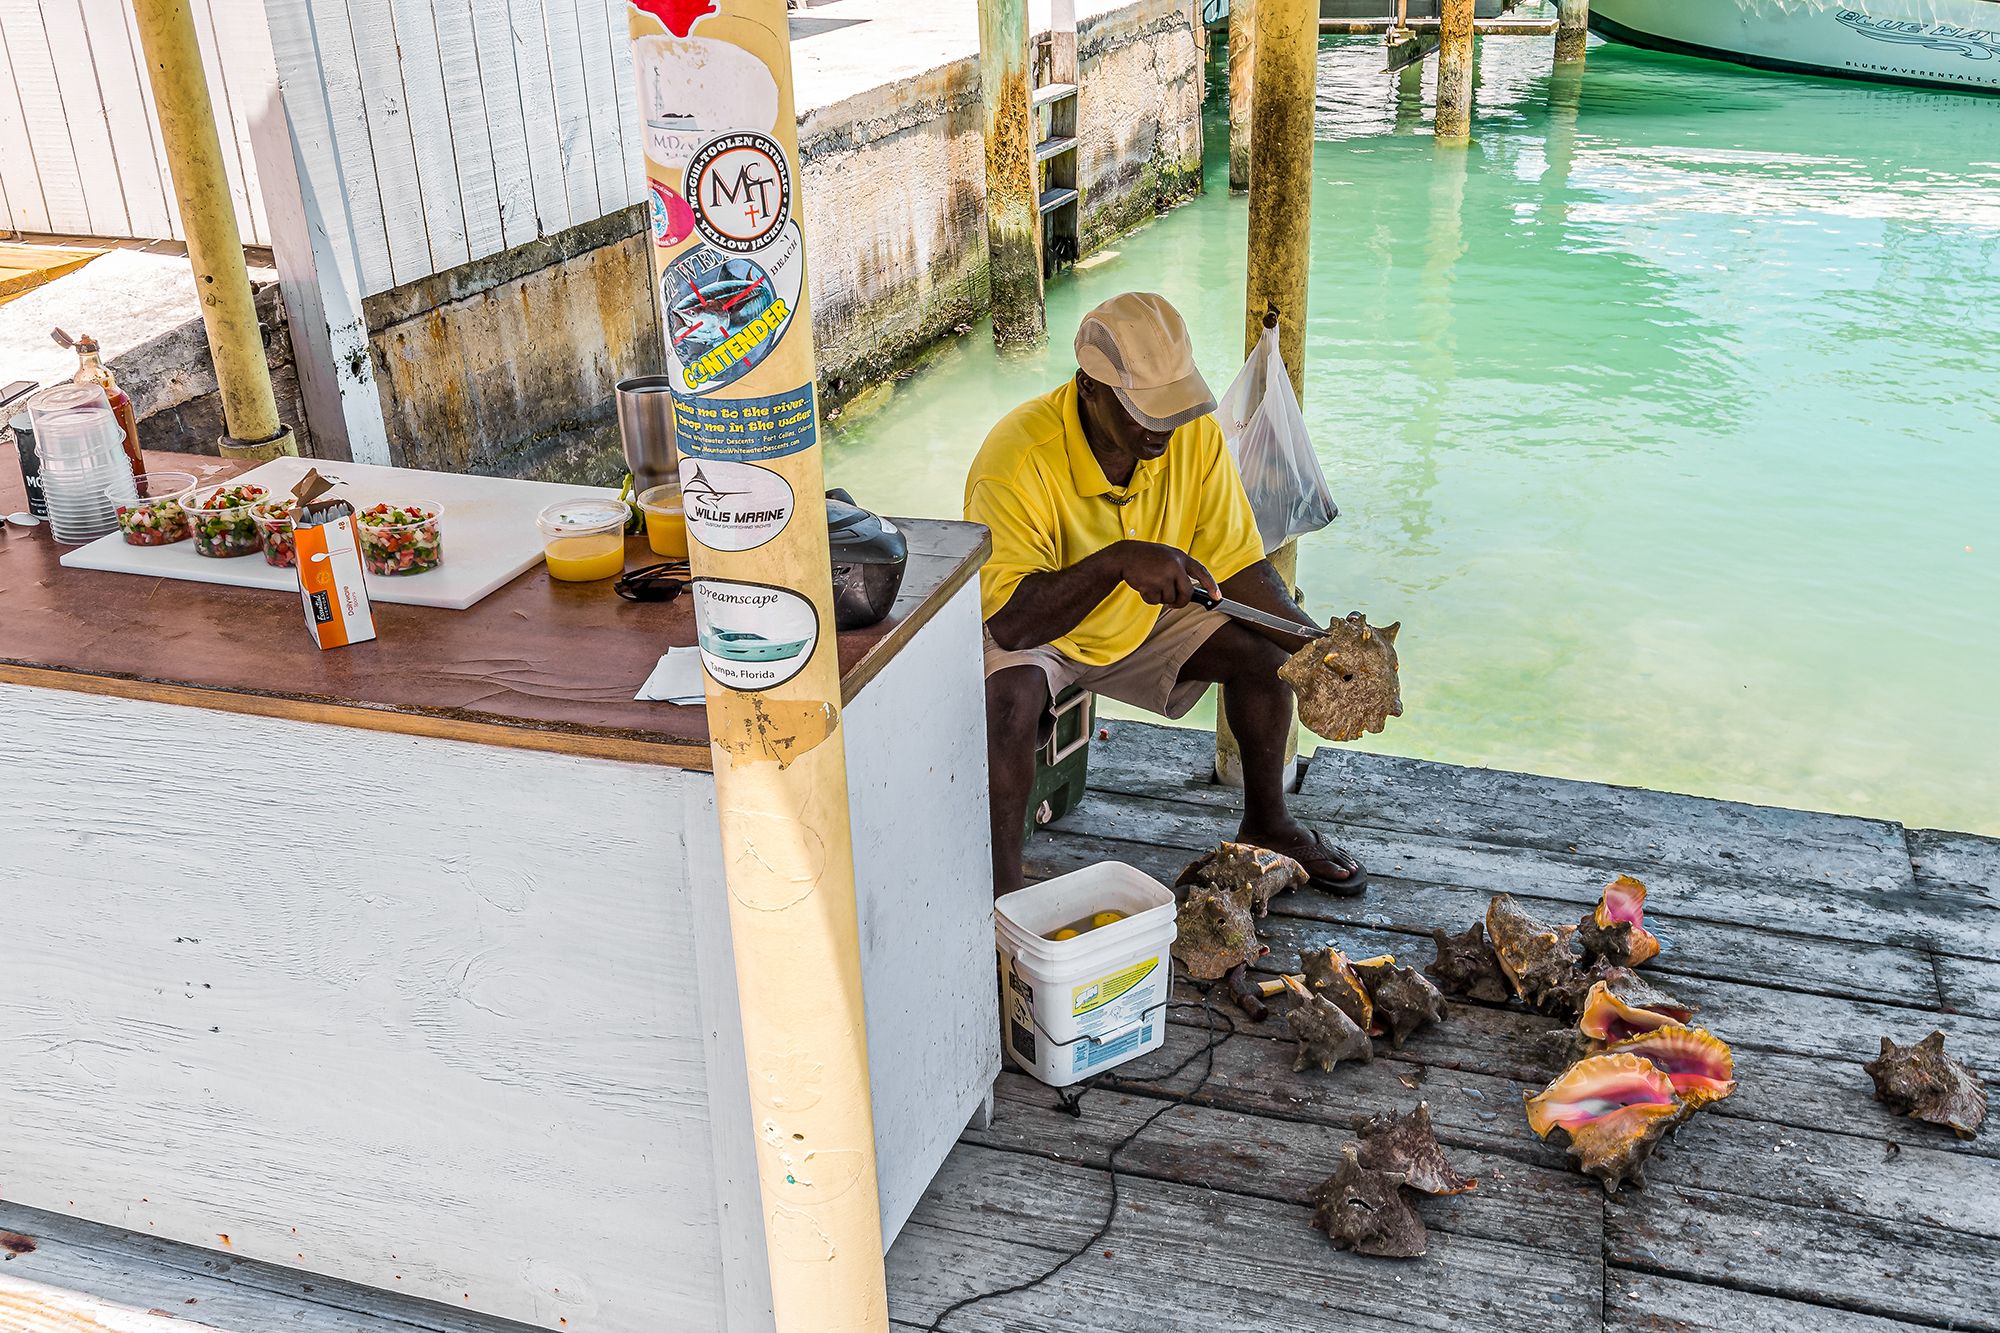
536, 498, 630, 582
637, 484, 689, 558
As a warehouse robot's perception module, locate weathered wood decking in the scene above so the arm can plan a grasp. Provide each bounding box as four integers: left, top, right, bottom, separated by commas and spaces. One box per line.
2, 721, 1994, 1331
886, 722, 2000, 1333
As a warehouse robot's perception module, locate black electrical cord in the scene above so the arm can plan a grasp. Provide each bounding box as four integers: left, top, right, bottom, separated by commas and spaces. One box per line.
924, 991, 1238, 1332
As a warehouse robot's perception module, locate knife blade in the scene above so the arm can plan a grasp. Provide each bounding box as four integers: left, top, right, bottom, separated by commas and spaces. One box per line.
1188, 584, 1321, 641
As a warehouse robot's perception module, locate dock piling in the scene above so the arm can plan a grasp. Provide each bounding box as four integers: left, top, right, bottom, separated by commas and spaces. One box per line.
979, 0, 1048, 345
1556, 0, 1589, 64
1228, 0, 1256, 193
1219, 0, 1316, 788
1436, 0, 1475, 140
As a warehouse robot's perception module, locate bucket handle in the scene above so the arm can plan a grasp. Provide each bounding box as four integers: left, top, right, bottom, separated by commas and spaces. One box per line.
1018, 996, 1171, 1054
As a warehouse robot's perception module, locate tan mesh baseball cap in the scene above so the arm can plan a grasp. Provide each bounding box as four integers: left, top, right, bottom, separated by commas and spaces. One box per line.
1073, 292, 1217, 433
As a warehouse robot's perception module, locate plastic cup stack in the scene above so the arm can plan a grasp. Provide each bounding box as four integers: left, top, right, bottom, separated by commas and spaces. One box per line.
28, 383, 133, 544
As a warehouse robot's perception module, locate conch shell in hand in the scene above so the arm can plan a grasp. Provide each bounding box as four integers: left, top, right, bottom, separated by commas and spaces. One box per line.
1278, 613, 1404, 743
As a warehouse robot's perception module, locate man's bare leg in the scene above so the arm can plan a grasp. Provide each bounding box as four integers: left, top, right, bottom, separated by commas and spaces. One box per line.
985, 665, 1051, 897
1179, 623, 1302, 842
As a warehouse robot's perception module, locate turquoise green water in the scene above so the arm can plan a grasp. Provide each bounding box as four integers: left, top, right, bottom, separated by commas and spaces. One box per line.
825, 37, 2000, 835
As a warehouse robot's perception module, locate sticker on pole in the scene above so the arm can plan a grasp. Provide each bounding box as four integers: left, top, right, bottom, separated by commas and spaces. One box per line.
663, 223, 803, 395
674, 382, 817, 462
693, 579, 819, 691
686, 131, 791, 253
635, 34, 778, 172
681, 458, 795, 552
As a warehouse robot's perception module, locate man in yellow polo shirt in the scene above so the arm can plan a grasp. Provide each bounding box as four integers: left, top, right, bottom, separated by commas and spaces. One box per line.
967, 292, 1367, 897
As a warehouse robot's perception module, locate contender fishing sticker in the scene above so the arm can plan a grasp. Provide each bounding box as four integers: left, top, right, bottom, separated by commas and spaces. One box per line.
686, 131, 791, 253
692, 578, 820, 691
663, 222, 803, 395
680, 458, 795, 552
674, 382, 817, 462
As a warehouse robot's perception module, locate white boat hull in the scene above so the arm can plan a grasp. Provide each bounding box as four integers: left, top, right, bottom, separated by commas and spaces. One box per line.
1591, 0, 2000, 94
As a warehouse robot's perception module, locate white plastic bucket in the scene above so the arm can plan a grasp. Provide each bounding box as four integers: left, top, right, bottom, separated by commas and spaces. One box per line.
995, 861, 1178, 1088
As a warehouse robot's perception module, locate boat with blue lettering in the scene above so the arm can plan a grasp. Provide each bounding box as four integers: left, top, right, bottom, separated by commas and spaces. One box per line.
1591, 0, 2000, 94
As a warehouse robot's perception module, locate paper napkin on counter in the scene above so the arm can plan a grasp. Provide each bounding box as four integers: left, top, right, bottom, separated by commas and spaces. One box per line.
636, 646, 706, 704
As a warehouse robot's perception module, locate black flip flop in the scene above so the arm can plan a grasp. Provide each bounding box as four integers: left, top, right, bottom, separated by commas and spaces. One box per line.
1253, 829, 1368, 898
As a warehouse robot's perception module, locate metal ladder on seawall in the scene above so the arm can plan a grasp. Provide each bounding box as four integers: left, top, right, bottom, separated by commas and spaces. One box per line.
1032, 0, 1080, 276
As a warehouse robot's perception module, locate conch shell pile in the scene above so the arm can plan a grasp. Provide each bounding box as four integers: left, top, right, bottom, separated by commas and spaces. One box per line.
1176, 842, 1307, 919
1459, 879, 1676, 1021
1277, 613, 1403, 743
1299, 946, 1373, 1033
1865, 1031, 1988, 1139
1308, 1101, 1478, 1258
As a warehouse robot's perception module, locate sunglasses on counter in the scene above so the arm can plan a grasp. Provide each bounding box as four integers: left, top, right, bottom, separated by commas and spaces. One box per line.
615, 561, 691, 603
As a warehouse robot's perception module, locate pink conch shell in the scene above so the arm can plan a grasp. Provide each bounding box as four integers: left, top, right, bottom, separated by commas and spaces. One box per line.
1577, 977, 1694, 1044
1524, 1052, 1686, 1191
1607, 1026, 1737, 1110
1577, 874, 1662, 968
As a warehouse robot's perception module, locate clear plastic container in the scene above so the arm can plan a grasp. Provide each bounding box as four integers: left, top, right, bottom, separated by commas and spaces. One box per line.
107, 470, 196, 546
182, 482, 269, 558
636, 484, 689, 558
251, 498, 299, 567
29, 383, 130, 543
355, 500, 443, 576
536, 498, 630, 582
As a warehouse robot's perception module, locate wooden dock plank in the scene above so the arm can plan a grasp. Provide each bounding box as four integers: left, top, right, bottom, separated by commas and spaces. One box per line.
895, 1144, 1605, 1332
1089, 723, 1914, 892
1907, 827, 2000, 905
1606, 1272, 1946, 1333
1028, 829, 1954, 1012
1606, 1185, 2000, 1330
965, 1072, 1606, 1255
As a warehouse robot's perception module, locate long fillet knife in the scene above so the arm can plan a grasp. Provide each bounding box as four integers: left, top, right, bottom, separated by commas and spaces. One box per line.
1189, 584, 1321, 641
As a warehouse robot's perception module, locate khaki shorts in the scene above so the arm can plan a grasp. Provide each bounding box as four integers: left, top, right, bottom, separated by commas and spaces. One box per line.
982, 604, 1232, 719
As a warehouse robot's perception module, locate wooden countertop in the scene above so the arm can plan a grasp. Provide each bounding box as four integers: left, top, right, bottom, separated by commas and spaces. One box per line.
0, 451, 989, 769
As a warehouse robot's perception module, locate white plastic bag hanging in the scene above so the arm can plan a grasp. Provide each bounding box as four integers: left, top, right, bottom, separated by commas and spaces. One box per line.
1218, 325, 1338, 554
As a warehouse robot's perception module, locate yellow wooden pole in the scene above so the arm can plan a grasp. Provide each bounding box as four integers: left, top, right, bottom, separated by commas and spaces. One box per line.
979, 0, 1046, 345
1436, 0, 1475, 141
131, 0, 293, 460
1227, 0, 1255, 194
629, 3, 886, 1328
1217, 0, 1315, 788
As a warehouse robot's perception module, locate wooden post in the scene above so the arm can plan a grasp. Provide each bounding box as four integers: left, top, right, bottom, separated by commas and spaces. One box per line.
1436, 0, 1475, 141
1227, 0, 1255, 194
628, 3, 887, 1329
1556, 0, 1590, 64
979, 0, 1047, 345
131, 0, 293, 459
1217, 0, 1315, 789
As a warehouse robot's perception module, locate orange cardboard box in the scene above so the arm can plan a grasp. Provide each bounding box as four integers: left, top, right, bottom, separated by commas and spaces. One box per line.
290, 470, 377, 650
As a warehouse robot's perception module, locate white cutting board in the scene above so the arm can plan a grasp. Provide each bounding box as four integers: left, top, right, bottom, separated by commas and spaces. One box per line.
59, 456, 622, 611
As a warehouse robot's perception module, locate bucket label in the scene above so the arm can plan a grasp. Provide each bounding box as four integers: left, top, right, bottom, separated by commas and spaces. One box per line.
1072, 956, 1159, 1019
1075, 1022, 1155, 1075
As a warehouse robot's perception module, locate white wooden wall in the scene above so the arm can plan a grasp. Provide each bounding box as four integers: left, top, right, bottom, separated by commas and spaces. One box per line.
267, 0, 643, 298
0, 0, 642, 299
0, 0, 269, 242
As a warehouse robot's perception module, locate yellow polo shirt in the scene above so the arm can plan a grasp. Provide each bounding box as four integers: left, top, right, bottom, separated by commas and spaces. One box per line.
964, 378, 1266, 666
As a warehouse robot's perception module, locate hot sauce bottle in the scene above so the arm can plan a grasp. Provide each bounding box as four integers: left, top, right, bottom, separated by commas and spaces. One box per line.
54, 327, 145, 479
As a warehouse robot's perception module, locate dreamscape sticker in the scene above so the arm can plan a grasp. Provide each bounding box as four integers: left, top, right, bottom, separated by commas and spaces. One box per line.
686, 131, 791, 254
663, 222, 803, 396
680, 458, 795, 553
674, 382, 817, 462
693, 578, 819, 692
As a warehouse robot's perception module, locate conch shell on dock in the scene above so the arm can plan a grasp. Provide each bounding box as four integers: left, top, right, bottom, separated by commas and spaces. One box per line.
1172, 886, 1265, 982
1485, 894, 1582, 1013
1277, 613, 1403, 743
1281, 975, 1372, 1073
1308, 1142, 1428, 1258
1524, 1052, 1686, 1192
1576, 875, 1662, 968
1299, 946, 1374, 1034
1865, 1031, 1988, 1139
1577, 974, 1695, 1046
1606, 1026, 1736, 1111
1355, 1102, 1478, 1197
1176, 842, 1307, 918
1352, 956, 1448, 1049
1425, 922, 1512, 1003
